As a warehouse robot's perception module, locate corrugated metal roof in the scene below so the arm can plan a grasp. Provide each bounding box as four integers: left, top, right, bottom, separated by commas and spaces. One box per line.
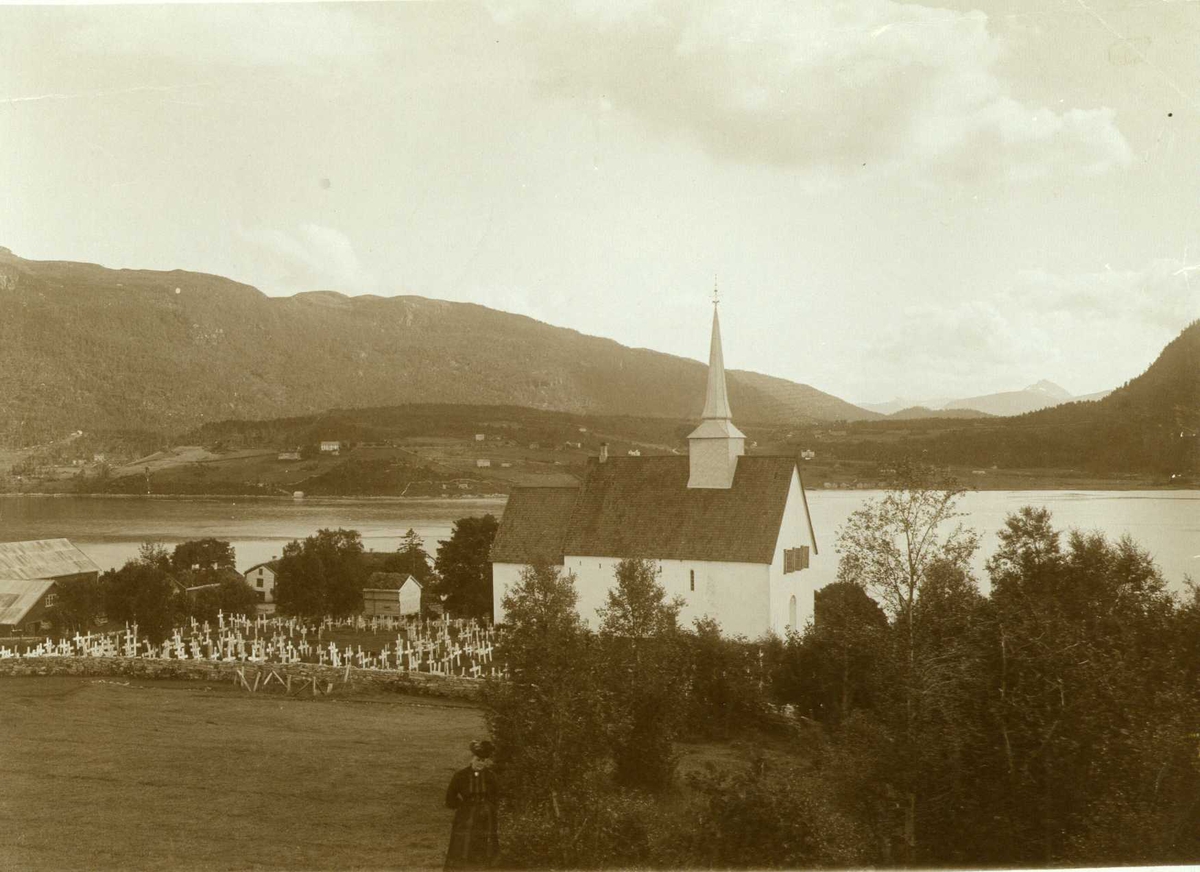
0, 578, 54, 625
0, 539, 101, 580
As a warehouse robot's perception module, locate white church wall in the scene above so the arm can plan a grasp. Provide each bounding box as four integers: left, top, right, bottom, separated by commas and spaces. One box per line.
767, 468, 826, 636
491, 562, 528, 624
563, 555, 771, 638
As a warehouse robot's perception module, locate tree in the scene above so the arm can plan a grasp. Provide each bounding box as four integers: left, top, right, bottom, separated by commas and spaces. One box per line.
184, 569, 259, 624
597, 558, 687, 790
46, 576, 106, 635
273, 528, 366, 618
103, 546, 181, 643
137, 540, 172, 573
170, 538, 235, 574
979, 508, 1196, 866
789, 581, 889, 725
833, 466, 982, 863
484, 562, 605, 806
683, 617, 766, 740
383, 528, 434, 584
434, 514, 498, 619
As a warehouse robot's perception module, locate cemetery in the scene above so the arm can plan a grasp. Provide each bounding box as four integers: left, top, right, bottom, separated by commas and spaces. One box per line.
0, 613, 502, 699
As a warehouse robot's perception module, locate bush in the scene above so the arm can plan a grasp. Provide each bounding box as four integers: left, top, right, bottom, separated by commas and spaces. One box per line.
683, 617, 768, 740
499, 776, 656, 869
683, 754, 874, 869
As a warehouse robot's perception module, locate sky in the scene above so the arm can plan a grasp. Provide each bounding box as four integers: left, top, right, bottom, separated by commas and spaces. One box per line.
2, 0, 1198, 405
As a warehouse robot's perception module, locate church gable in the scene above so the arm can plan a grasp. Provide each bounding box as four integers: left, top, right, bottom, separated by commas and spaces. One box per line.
561, 455, 797, 565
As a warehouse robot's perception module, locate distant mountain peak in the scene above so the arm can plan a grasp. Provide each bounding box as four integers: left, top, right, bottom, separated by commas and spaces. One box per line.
1024, 379, 1072, 399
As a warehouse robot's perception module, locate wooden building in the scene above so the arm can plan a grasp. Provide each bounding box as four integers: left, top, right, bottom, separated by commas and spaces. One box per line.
0, 539, 101, 635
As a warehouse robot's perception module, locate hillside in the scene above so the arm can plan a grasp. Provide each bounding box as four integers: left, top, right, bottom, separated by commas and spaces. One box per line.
887, 406, 993, 420
0, 249, 875, 447
800, 322, 1199, 480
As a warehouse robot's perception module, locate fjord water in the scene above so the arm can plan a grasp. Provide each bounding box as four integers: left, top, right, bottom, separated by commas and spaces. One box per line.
0, 491, 1196, 594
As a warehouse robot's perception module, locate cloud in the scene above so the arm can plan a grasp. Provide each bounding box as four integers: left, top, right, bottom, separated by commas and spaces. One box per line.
241, 223, 376, 294
66, 4, 383, 70
490, 0, 1132, 181
867, 259, 1199, 396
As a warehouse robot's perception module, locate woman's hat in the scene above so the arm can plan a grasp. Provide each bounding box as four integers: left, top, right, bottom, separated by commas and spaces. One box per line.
470, 740, 495, 760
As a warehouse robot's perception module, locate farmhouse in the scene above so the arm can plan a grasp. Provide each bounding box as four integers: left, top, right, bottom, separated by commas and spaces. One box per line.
320, 441, 340, 453
0, 539, 102, 635
243, 559, 280, 610
491, 304, 821, 638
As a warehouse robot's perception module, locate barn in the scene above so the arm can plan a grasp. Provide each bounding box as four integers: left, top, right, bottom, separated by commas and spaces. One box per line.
0, 539, 102, 635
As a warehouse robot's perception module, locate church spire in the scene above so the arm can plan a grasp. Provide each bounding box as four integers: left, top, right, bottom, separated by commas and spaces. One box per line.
700, 289, 733, 421
688, 283, 745, 489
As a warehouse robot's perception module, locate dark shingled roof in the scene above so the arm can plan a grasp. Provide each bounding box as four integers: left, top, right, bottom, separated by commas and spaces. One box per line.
490, 486, 580, 564
561, 456, 802, 565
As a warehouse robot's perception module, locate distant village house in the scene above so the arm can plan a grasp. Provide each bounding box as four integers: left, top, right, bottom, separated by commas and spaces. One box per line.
243, 559, 280, 613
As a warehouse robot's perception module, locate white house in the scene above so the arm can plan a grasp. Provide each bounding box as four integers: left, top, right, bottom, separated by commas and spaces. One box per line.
320, 441, 340, 453
243, 560, 279, 610
491, 302, 823, 638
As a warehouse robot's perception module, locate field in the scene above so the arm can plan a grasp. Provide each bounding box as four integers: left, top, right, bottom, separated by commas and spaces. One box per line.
0, 677, 485, 871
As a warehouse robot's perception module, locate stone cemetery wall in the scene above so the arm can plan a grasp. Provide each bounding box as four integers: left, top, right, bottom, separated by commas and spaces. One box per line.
0, 655, 484, 701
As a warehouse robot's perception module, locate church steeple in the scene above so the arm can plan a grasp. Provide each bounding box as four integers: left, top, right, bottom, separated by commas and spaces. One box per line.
700, 295, 733, 421
687, 286, 745, 489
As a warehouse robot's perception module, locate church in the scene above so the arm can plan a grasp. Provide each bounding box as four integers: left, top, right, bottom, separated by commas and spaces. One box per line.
490, 301, 821, 638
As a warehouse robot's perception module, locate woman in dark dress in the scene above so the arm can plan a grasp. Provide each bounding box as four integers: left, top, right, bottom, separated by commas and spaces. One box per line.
444, 740, 500, 869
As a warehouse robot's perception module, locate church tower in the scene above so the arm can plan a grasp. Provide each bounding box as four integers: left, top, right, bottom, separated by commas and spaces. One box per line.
687, 293, 746, 489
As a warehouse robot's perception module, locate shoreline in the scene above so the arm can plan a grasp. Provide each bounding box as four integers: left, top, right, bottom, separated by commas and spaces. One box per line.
0, 492, 510, 504
0, 487, 1195, 501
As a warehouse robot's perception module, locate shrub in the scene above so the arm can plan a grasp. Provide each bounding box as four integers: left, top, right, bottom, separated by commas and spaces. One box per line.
683, 754, 874, 869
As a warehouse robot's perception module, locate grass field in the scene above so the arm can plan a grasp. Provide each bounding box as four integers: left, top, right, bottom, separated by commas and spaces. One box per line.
0, 677, 485, 871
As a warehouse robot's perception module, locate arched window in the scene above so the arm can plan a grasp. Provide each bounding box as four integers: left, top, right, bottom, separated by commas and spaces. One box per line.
788, 595, 797, 630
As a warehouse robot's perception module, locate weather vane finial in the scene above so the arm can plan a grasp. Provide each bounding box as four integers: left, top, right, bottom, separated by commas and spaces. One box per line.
713, 275, 720, 307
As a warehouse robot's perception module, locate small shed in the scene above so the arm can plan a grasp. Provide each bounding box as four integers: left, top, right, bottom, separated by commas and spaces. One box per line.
362, 573, 422, 617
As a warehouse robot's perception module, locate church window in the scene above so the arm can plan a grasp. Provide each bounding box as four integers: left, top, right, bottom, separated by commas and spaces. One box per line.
690, 569, 695, 592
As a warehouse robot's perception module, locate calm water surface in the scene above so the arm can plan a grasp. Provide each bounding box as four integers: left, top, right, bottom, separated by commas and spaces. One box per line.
1, 491, 1196, 594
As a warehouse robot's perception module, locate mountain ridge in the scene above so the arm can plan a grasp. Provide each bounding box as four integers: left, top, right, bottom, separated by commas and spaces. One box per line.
0, 249, 877, 446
